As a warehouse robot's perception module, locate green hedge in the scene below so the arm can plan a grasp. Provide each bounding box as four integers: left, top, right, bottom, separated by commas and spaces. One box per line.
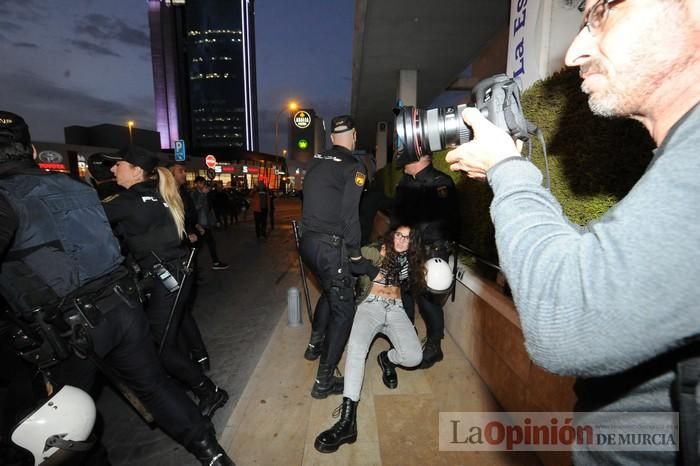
377, 67, 656, 264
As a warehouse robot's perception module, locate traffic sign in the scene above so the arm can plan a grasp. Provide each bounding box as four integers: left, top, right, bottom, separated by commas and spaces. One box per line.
174, 140, 186, 161
205, 154, 217, 169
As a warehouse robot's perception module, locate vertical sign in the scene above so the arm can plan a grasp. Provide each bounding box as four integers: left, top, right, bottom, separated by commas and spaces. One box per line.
175, 139, 186, 161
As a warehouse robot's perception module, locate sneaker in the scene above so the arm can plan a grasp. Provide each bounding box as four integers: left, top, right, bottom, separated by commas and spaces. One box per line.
212, 262, 230, 270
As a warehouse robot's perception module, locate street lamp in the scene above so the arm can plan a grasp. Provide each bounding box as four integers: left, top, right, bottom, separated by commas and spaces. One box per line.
127, 120, 135, 144
274, 101, 298, 156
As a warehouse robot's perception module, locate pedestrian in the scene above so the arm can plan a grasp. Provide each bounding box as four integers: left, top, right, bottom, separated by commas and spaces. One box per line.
0, 112, 234, 465
300, 114, 367, 398
393, 153, 459, 368
444, 2, 700, 464
192, 176, 229, 270
249, 180, 270, 239
314, 225, 425, 453
103, 146, 228, 418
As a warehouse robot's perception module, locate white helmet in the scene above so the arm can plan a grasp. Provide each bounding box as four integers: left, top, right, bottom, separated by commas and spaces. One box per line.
425, 257, 454, 294
12, 385, 96, 465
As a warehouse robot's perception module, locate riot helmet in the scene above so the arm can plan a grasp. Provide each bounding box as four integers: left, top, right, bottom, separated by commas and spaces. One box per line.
11, 385, 96, 465
425, 257, 454, 294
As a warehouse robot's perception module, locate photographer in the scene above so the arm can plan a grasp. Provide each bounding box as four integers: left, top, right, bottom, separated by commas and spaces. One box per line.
445, 2, 700, 465
0, 112, 234, 465
103, 146, 228, 419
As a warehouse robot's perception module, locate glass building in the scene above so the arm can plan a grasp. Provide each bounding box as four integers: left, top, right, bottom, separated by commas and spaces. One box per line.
148, 0, 258, 155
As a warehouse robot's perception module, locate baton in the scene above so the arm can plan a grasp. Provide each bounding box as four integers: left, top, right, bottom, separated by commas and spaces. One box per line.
159, 248, 197, 355
291, 220, 313, 323
450, 242, 458, 303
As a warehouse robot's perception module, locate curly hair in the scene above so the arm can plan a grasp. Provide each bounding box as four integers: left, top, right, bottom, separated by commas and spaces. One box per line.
380, 226, 426, 295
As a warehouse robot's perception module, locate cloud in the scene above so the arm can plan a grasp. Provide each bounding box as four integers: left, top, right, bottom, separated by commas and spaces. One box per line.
0, 20, 22, 32
0, 69, 155, 141
76, 13, 149, 48
14, 42, 38, 48
64, 69, 71, 78
70, 39, 121, 57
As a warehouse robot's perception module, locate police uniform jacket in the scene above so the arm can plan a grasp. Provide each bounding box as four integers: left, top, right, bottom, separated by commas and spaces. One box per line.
394, 164, 459, 245
301, 145, 366, 257
102, 180, 186, 268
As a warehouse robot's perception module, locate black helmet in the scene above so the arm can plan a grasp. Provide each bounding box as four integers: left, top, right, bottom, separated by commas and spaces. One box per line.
0, 111, 32, 163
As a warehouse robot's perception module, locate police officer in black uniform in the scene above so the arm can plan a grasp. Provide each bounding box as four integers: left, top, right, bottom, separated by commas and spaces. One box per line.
300, 115, 367, 398
394, 154, 459, 368
0, 111, 234, 465
102, 146, 228, 418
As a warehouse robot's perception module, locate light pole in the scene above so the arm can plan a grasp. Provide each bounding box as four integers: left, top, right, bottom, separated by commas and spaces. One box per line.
127, 120, 135, 144
274, 101, 298, 156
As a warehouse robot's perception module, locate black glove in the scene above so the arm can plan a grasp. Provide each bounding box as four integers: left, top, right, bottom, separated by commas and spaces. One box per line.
349, 257, 379, 280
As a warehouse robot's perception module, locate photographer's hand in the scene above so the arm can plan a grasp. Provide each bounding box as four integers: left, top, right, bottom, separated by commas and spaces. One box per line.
445, 107, 522, 180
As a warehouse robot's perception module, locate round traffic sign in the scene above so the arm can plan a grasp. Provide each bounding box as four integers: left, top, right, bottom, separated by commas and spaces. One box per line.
206, 168, 216, 180
205, 154, 217, 169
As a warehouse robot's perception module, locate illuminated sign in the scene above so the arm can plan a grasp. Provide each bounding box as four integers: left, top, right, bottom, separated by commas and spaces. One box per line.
297, 138, 309, 150
38, 150, 63, 163
293, 110, 311, 129
205, 154, 217, 168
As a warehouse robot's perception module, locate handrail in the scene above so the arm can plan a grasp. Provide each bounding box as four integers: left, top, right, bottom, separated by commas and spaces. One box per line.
455, 243, 501, 272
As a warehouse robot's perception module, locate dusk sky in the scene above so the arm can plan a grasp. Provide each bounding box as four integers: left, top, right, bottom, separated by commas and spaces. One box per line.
0, 0, 353, 154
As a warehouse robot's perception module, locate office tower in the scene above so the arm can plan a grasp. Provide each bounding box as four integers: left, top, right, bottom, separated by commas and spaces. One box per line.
148, 0, 258, 154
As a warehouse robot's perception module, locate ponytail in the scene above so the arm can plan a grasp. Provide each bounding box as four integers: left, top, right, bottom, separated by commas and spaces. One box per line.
155, 166, 186, 239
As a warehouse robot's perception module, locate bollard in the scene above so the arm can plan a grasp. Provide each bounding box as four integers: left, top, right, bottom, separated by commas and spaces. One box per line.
287, 287, 302, 327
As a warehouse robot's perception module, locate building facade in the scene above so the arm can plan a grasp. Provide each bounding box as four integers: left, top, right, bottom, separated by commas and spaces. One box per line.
148, 0, 258, 155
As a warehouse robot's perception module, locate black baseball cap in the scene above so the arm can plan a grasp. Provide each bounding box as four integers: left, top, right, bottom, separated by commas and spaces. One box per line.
331, 115, 355, 134
112, 145, 159, 172
0, 111, 31, 146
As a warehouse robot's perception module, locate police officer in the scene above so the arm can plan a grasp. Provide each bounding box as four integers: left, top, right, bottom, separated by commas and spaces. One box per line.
300, 115, 366, 398
394, 154, 459, 368
0, 111, 235, 465
102, 146, 228, 418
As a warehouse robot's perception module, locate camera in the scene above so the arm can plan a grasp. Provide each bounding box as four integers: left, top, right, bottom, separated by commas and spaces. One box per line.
394, 74, 531, 166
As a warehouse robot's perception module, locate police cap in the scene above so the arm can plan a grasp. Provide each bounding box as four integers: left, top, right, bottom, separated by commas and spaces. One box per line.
87, 152, 120, 181
112, 145, 159, 172
331, 115, 355, 134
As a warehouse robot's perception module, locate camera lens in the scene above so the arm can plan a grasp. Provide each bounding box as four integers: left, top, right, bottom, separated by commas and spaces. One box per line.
394, 105, 471, 165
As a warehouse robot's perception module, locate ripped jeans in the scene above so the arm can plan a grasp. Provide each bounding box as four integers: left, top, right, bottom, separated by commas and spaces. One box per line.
343, 295, 423, 401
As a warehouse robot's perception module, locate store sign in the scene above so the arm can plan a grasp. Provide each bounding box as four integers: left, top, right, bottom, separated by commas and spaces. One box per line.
205, 154, 217, 168
38, 150, 63, 163
293, 110, 311, 129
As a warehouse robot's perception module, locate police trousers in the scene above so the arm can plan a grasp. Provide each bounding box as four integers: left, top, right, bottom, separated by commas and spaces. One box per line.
55, 290, 210, 448
147, 274, 206, 389
344, 295, 422, 401
300, 233, 355, 369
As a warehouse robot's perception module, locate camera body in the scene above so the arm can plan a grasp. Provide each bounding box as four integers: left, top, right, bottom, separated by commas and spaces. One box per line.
394, 74, 530, 166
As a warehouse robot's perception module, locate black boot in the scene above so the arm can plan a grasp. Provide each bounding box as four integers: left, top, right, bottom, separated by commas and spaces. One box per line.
193, 378, 229, 417
314, 397, 358, 453
304, 331, 324, 361
188, 429, 236, 466
418, 338, 443, 369
311, 363, 344, 399
377, 351, 398, 389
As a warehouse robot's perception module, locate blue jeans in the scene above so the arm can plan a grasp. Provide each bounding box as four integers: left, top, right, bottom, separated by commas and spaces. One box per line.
343, 295, 423, 401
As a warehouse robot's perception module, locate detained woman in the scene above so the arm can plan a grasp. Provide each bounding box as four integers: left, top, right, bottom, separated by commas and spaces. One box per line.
102, 145, 228, 418
314, 225, 426, 453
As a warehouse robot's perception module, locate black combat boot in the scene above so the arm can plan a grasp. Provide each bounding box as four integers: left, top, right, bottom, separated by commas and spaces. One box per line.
193, 378, 229, 417
187, 429, 236, 466
314, 397, 358, 453
418, 337, 443, 369
377, 350, 398, 389
304, 331, 324, 361
311, 363, 344, 399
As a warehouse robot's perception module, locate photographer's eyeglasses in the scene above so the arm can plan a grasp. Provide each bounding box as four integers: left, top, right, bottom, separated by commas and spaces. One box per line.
579, 0, 626, 36
394, 231, 410, 242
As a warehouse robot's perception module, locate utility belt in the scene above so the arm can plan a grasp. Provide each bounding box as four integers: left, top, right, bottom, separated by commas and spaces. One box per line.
8, 266, 141, 370
300, 228, 344, 248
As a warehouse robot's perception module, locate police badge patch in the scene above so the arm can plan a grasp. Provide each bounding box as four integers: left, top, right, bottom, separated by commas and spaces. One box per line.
355, 171, 366, 187
437, 185, 448, 198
